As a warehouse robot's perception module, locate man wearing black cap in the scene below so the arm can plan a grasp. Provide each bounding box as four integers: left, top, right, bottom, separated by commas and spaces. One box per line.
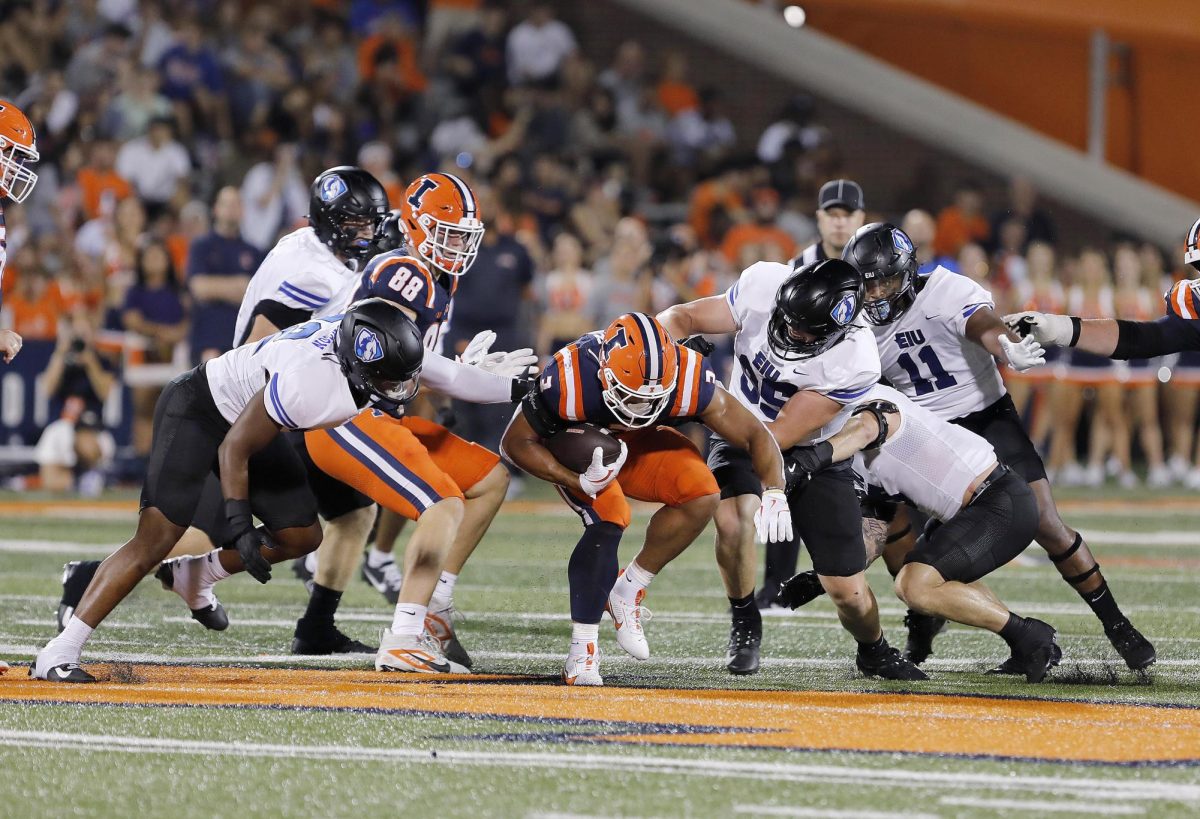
792, 179, 867, 268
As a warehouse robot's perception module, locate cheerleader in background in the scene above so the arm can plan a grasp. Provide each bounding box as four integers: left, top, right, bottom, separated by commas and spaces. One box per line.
1112, 244, 1168, 488
1004, 241, 1064, 453
1050, 249, 1124, 487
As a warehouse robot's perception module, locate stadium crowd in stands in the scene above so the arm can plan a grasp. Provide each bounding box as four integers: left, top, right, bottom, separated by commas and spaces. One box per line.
1, 0, 1197, 494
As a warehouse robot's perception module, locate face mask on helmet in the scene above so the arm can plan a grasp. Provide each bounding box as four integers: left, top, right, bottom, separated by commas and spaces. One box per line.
419, 214, 484, 277
862, 271, 915, 326
0, 137, 37, 203
600, 368, 673, 428
767, 311, 847, 360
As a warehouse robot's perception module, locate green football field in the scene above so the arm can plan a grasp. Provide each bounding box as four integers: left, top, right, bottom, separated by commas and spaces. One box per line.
3, 484, 1200, 817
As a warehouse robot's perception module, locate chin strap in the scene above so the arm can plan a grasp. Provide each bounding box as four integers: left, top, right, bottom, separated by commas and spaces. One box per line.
851, 400, 899, 450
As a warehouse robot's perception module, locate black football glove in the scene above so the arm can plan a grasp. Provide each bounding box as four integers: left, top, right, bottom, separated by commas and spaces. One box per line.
776, 570, 827, 610
680, 335, 716, 357
783, 441, 834, 494
224, 499, 273, 584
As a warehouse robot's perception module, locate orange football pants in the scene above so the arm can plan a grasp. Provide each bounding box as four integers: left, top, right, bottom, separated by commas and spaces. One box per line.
305, 411, 501, 521
557, 426, 719, 530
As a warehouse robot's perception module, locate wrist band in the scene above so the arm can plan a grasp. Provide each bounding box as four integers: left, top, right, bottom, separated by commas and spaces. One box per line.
1069, 316, 1082, 347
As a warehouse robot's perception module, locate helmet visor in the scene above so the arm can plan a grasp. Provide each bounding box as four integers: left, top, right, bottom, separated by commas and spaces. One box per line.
601, 371, 672, 428
0, 140, 38, 203
373, 373, 421, 405
426, 217, 485, 276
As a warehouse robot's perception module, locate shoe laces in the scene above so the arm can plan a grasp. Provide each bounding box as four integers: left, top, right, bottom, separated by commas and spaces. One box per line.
417, 630, 447, 659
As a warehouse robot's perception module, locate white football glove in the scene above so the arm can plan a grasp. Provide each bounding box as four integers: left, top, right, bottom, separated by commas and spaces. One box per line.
999, 334, 1046, 372
1003, 311, 1074, 348
478, 347, 540, 378
754, 488, 793, 544
458, 330, 496, 366
577, 441, 628, 498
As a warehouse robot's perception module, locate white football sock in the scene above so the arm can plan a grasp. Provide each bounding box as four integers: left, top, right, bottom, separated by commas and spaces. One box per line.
54, 616, 94, 661
611, 560, 655, 604
200, 550, 231, 584
570, 622, 600, 648
366, 546, 392, 569
391, 603, 427, 636
430, 571, 458, 611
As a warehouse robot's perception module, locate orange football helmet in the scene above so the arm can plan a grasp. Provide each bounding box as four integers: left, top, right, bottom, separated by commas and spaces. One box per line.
0, 100, 37, 203
399, 172, 484, 277
598, 313, 679, 428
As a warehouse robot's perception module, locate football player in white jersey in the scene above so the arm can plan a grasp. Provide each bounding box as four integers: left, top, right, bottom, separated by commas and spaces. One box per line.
843, 222, 1155, 672
0, 99, 39, 364
56, 166, 394, 653
660, 258, 926, 680
781, 385, 1060, 683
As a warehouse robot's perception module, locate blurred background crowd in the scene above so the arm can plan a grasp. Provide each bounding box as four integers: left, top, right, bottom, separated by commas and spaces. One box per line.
2, 0, 1198, 495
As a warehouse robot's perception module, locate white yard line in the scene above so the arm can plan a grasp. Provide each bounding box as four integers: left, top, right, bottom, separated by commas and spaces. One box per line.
939, 796, 1145, 815
737, 808, 941, 819
0, 730, 1197, 802
3, 641, 1200, 670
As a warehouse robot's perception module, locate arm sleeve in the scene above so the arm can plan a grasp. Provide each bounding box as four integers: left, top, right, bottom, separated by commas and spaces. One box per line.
420, 350, 514, 403
255, 300, 312, 333
1112, 315, 1200, 359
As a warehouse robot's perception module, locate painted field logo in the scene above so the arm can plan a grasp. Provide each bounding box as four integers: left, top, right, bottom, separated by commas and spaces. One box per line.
830, 293, 857, 326
320, 174, 348, 202
354, 328, 383, 362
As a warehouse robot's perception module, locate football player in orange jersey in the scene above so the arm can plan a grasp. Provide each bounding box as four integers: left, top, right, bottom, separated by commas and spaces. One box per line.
0, 100, 39, 364
503, 312, 790, 685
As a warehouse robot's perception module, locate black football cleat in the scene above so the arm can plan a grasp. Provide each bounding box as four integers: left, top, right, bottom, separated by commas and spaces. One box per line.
154, 562, 229, 631
902, 610, 946, 665
754, 583, 782, 611
725, 621, 762, 676
856, 644, 929, 681
360, 558, 402, 606
58, 560, 102, 633
988, 641, 1063, 676
776, 570, 826, 610
291, 621, 377, 655
31, 662, 96, 684
1105, 619, 1156, 671
1011, 618, 1059, 683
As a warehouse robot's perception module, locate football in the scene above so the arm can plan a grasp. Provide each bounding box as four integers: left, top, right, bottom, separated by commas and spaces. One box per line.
545, 423, 623, 474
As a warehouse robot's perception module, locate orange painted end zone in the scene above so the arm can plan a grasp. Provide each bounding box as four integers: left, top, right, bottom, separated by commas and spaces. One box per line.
1, 664, 1194, 764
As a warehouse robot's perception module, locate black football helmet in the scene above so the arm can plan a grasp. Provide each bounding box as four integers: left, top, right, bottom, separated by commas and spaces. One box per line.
842, 222, 918, 326
336, 298, 424, 411
309, 166, 389, 265
768, 258, 865, 360
372, 209, 407, 256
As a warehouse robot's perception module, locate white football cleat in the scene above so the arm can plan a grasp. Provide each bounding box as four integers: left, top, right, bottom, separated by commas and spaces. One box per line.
563, 642, 603, 686
424, 605, 472, 670
375, 629, 469, 674
606, 588, 651, 661
31, 643, 95, 683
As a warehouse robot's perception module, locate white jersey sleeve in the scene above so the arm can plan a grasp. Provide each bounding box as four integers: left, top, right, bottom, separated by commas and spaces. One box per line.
206, 315, 362, 430
857, 384, 997, 521
872, 267, 1006, 419
233, 228, 354, 346
725, 261, 789, 328
420, 351, 514, 404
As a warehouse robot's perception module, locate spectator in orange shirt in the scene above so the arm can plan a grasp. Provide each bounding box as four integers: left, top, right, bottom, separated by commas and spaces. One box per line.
934, 180, 990, 258
7, 261, 63, 341
357, 14, 428, 94
656, 50, 698, 116
721, 187, 797, 268
688, 156, 752, 249
76, 139, 133, 221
